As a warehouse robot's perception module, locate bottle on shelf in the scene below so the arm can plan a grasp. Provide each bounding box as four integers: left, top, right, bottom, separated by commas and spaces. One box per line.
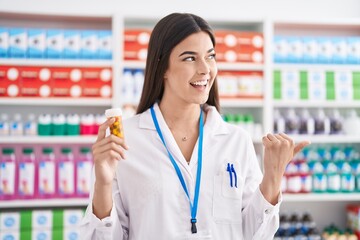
24, 114, 37, 136
329, 109, 343, 135
76, 147, 93, 197
80, 114, 95, 135
314, 108, 330, 135
37, 147, 56, 198
285, 108, 299, 134
0, 113, 10, 136
52, 114, 66, 136
0, 147, 17, 200
343, 110, 360, 135
298, 108, 315, 135
38, 114, 52, 136
66, 113, 80, 136
10, 113, 23, 136
18, 147, 36, 199
273, 109, 285, 134
58, 147, 75, 198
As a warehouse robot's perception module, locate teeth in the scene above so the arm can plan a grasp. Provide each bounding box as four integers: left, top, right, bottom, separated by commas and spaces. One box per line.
191, 80, 208, 86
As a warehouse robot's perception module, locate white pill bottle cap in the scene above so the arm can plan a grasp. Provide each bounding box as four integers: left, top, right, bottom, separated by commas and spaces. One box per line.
105, 108, 122, 118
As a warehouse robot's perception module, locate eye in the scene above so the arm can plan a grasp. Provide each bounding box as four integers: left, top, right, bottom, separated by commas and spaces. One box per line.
183, 56, 196, 62
207, 53, 216, 60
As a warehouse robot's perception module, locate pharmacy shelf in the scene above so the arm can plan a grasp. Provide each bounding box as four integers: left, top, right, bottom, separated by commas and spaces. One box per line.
217, 63, 264, 71
0, 98, 112, 106
273, 100, 360, 108
0, 198, 89, 209
283, 193, 360, 202
0, 59, 112, 67
274, 63, 360, 72
220, 98, 264, 108
123, 61, 265, 71
0, 136, 97, 144
290, 135, 360, 144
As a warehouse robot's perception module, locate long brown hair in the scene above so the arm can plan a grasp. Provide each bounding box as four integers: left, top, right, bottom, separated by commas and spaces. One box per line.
136, 13, 220, 114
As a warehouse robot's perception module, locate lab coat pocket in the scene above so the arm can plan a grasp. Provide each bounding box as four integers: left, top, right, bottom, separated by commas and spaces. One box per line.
213, 162, 242, 224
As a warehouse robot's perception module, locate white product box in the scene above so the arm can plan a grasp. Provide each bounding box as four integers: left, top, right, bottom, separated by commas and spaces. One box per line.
63, 30, 81, 59
9, 28, 27, 58
32, 229, 51, 240
0, 212, 20, 231
81, 30, 98, 59
27, 29, 46, 58
63, 209, 84, 228
32, 210, 53, 229
302, 37, 318, 63
347, 37, 360, 64
317, 37, 334, 64
98, 30, 112, 59
282, 70, 300, 87
0, 28, 9, 58
335, 71, 352, 87
64, 228, 80, 240
282, 86, 300, 100
287, 37, 303, 63
332, 37, 347, 64
273, 36, 290, 63
46, 29, 64, 58
0, 230, 19, 240
308, 70, 326, 101
336, 86, 353, 101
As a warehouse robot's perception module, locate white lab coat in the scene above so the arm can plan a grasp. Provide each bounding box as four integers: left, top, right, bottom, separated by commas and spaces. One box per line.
80, 103, 281, 240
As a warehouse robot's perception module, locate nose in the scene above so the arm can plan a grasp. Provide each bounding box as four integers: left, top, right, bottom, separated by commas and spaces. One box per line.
197, 59, 210, 75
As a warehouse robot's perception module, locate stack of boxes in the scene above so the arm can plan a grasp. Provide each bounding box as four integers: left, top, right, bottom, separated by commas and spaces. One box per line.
0, 209, 84, 240
0, 66, 112, 98
0, 27, 112, 60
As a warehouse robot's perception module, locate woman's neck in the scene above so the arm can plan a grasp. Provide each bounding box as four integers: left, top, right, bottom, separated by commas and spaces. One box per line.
158, 100, 201, 131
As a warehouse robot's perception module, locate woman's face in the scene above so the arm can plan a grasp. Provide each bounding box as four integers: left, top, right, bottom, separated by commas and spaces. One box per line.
162, 31, 217, 106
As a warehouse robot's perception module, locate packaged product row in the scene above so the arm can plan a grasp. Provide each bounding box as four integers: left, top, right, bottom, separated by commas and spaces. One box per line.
273, 70, 360, 101
274, 210, 359, 239
0, 145, 93, 200
274, 35, 360, 64
274, 108, 360, 135
282, 145, 360, 194
217, 71, 263, 98
122, 69, 144, 105
0, 66, 112, 98
124, 28, 264, 63
0, 27, 112, 59
0, 113, 106, 136
0, 208, 85, 240
222, 112, 262, 139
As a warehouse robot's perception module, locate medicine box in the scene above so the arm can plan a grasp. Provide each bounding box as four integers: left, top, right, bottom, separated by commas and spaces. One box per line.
81, 30, 98, 59
98, 30, 112, 59
0, 27, 9, 58
63, 30, 81, 59
9, 28, 27, 58
46, 29, 64, 59
27, 29, 46, 58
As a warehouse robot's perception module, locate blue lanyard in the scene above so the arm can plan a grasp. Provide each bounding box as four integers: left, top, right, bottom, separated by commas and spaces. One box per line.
150, 105, 203, 234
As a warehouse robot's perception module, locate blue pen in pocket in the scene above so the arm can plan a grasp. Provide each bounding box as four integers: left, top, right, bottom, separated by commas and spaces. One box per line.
226, 163, 233, 187
231, 164, 238, 188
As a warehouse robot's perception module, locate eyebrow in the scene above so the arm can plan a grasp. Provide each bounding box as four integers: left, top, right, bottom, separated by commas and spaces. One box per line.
178, 48, 215, 57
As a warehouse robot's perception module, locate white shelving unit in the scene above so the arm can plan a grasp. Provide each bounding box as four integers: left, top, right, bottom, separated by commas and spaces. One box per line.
0, 8, 360, 232
272, 18, 360, 231
0, 199, 88, 208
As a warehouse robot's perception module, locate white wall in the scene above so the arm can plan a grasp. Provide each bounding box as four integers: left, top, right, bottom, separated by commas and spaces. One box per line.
0, 0, 359, 19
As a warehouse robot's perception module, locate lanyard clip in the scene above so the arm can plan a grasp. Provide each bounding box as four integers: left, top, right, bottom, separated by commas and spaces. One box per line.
191, 218, 197, 234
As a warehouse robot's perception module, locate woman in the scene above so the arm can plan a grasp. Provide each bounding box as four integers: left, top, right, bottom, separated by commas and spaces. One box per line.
80, 12, 309, 239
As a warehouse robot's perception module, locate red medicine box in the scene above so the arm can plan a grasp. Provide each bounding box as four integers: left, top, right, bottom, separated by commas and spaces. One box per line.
0, 66, 20, 97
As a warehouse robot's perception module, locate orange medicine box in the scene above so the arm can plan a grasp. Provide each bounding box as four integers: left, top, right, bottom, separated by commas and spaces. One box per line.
19, 66, 52, 97
124, 29, 151, 45
215, 30, 264, 49
51, 67, 82, 97
0, 66, 20, 97
124, 42, 148, 61
81, 68, 112, 98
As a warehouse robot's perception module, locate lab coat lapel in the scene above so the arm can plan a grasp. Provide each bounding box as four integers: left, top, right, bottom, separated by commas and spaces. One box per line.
138, 103, 193, 175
